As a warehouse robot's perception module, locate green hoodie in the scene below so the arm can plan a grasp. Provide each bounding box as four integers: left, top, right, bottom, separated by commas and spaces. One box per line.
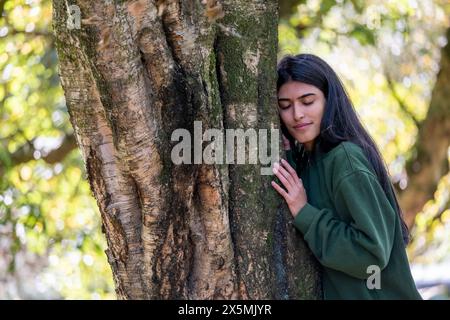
286, 141, 422, 300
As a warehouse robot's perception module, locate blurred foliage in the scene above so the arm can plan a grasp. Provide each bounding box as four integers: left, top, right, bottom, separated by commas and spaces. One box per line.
0, 0, 114, 299
279, 0, 450, 285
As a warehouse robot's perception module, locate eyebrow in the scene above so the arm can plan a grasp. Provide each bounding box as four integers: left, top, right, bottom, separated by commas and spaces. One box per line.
278, 93, 316, 102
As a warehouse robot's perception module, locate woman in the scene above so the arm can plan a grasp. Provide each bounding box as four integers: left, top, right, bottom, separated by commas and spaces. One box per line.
271, 54, 422, 300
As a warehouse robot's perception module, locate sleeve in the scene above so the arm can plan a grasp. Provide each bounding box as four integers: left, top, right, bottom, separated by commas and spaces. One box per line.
293, 170, 396, 279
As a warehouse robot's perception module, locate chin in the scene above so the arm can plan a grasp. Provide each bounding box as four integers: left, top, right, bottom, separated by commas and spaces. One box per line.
293, 135, 313, 145
300, 140, 313, 147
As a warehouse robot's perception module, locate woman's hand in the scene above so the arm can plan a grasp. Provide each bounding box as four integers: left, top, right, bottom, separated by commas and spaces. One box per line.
271, 159, 307, 218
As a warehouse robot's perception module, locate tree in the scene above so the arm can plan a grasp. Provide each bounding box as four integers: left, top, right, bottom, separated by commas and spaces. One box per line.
52, 0, 321, 299
398, 27, 450, 227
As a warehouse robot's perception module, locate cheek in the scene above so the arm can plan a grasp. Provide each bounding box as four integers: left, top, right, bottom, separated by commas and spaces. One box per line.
313, 103, 325, 120
279, 110, 291, 122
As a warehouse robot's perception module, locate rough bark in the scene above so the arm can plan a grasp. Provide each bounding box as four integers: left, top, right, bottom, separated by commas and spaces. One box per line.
399, 27, 450, 228
53, 0, 321, 299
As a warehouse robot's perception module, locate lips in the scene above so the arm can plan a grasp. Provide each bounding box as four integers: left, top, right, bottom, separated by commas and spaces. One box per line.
293, 122, 312, 129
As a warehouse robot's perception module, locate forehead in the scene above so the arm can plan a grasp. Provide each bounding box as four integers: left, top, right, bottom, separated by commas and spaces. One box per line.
278, 81, 321, 98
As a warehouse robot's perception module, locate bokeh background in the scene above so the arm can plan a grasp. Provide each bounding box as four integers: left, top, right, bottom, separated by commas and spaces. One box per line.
0, 0, 449, 299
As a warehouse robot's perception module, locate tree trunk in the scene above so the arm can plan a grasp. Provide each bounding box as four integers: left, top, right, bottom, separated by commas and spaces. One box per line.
52, 0, 321, 299
399, 27, 450, 228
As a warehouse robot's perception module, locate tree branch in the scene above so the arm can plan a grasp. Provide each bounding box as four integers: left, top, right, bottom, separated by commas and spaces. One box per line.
5, 134, 77, 168
0, 0, 7, 20
7, 28, 52, 38
383, 68, 421, 128
279, 0, 305, 20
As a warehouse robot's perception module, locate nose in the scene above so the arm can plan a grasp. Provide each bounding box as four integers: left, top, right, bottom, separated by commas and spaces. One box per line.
293, 104, 305, 121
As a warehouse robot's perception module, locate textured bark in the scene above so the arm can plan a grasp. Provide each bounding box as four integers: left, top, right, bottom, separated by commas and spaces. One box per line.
53, 0, 321, 299
399, 28, 450, 228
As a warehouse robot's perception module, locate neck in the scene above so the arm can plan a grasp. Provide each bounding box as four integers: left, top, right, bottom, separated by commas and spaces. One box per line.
304, 140, 315, 152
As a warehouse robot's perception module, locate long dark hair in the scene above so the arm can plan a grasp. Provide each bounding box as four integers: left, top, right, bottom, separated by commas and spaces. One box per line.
277, 54, 410, 245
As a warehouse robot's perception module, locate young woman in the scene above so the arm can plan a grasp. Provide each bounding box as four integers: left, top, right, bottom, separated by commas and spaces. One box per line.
271, 54, 422, 300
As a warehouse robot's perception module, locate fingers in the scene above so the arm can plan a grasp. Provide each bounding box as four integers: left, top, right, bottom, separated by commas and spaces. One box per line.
280, 158, 302, 187
271, 181, 288, 199
280, 158, 297, 177
274, 161, 297, 187
273, 162, 295, 192
273, 163, 293, 191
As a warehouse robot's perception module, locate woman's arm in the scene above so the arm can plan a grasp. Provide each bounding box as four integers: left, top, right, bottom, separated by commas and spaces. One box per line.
294, 170, 396, 279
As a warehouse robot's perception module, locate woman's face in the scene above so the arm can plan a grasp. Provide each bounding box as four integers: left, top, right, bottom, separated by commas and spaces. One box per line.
277, 81, 326, 151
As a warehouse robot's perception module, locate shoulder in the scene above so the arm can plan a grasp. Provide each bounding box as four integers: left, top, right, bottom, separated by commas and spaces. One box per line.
322, 141, 372, 172
322, 141, 377, 188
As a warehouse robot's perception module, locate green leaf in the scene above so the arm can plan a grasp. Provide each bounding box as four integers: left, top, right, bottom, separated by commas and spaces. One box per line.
350, 0, 365, 14
0, 147, 12, 169
320, 0, 337, 16
349, 24, 376, 46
